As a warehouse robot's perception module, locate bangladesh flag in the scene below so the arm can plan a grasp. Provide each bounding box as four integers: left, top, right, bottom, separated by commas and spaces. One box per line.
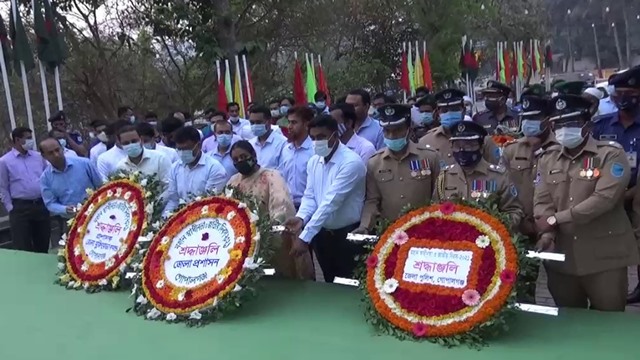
0, 15, 11, 75
35, 0, 66, 71
9, 6, 35, 73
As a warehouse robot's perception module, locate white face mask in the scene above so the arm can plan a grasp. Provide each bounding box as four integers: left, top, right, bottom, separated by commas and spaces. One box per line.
22, 139, 35, 151
313, 133, 335, 157
554, 127, 585, 149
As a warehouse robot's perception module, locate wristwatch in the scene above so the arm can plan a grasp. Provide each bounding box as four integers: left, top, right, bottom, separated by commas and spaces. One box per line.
546, 215, 557, 226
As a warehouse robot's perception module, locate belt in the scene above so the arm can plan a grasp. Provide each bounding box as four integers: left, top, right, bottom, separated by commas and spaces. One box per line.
12, 198, 43, 205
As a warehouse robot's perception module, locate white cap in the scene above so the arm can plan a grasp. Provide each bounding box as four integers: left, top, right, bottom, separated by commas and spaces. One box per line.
583, 87, 604, 100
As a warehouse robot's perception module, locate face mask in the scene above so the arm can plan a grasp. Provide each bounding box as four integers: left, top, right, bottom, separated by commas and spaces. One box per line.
313, 133, 335, 157
129, 115, 136, 124
279, 105, 289, 116
178, 149, 196, 165
270, 109, 280, 118
89, 132, 96, 139
123, 143, 143, 157
316, 101, 326, 109
58, 139, 67, 148
383, 135, 408, 152
554, 127, 585, 149
453, 150, 482, 167
607, 86, 615, 97
337, 123, 347, 137
616, 94, 640, 112
371, 108, 380, 120
440, 111, 462, 129
421, 112, 434, 125
251, 124, 267, 137
217, 134, 233, 147
143, 142, 155, 150
97, 132, 108, 143
22, 139, 35, 151
521, 119, 543, 137
234, 159, 256, 176
506, 99, 514, 108
149, 121, 157, 127
485, 100, 501, 111
229, 116, 240, 124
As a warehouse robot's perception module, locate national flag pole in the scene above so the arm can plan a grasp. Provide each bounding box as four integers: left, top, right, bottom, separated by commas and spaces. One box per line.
0, 20, 15, 129
234, 54, 245, 118
33, 0, 50, 125
11, 0, 35, 139
216, 59, 221, 83
402, 42, 407, 103
242, 54, 252, 103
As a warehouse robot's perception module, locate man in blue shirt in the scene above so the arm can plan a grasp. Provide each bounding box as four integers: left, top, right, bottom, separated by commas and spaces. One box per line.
592, 65, 640, 304
39, 137, 103, 218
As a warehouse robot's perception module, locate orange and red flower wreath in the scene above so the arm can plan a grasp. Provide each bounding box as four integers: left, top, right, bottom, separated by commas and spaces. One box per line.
365, 202, 518, 338
140, 197, 257, 315
63, 180, 146, 287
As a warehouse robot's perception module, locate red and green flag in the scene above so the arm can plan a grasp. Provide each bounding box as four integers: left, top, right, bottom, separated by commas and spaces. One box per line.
9, 6, 35, 73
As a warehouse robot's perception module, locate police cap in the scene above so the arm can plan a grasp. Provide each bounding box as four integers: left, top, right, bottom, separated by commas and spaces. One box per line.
378, 104, 411, 128
48, 110, 66, 123
449, 120, 488, 141
435, 89, 466, 107
610, 65, 640, 90
548, 94, 593, 122
482, 80, 511, 96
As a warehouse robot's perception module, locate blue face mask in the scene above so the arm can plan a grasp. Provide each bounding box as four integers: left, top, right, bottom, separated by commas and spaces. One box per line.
217, 134, 233, 147
371, 108, 380, 119
315, 101, 326, 110
123, 143, 143, 158
251, 124, 267, 137
521, 119, 543, 137
421, 112, 434, 125
279, 105, 290, 116
58, 138, 67, 148
178, 149, 196, 165
440, 111, 463, 129
383, 133, 408, 152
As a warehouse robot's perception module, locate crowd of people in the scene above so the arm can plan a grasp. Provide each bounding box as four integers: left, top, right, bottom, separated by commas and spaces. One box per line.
1, 64, 640, 312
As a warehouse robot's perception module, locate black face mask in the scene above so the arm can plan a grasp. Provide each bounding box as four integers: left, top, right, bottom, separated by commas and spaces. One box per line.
234, 159, 256, 176
617, 94, 640, 112
453, 150, 482, 168
485, 100, 502, 112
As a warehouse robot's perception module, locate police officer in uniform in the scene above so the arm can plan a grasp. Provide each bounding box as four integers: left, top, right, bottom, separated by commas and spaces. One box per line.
355, 104, 441, 233
419, 89, 501, 169
501, 90, 557, 303
48, 111, 87, 157
433, 121, 523, 227
590, 65, 640, 303
533, 94, 639, 311
473, 81, 519, 134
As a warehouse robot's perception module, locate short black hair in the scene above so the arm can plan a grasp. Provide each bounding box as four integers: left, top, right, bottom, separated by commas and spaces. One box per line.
269, 99, 280, 106
314, 91, 327, 102
308, 114, 339, 132
117, 125, 138, 139
108, 120, 131, 137
117, 106, 132, 117
415, 86, 430, 95
374, 92, 396, 104
173, 126, 201, 144
211, 111, 227, 120
227, 102, 240, 110
213, 119, 232, 132
136, 122, 156, 138
230, 140, 257, 158
48, 129, 64, 137
416, 95, 437, 107
335, 96, 346, 104
89, 119, 106, 128
280, 97, 295, 105
348, 89, 371, 105
249, 105, 271, 120
160, 116, 184, 134
11, 127, 32, 142
287, 106, 315, 122
329, 103, 357, 126
144, 111, 158, 119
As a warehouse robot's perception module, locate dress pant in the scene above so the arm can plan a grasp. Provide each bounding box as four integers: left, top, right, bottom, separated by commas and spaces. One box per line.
273, 232, 315, 281
546, 266, 628, 312
311, 222, 362, 283
9, 198, 51, 253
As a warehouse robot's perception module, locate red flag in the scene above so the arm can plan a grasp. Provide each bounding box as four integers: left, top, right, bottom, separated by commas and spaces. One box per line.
503, 49, 512, 85
422, 50, 433, 90
544, 42, 553, 69
293, 58, 306, 105
531, 41, 537, 75
510, 48, 517, 83
400, 48, 410, 94
217, 77, 228, 112
317, 60, 331, 105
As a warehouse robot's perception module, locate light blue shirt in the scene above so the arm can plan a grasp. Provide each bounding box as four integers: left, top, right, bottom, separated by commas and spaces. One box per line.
249, 129, 288, 169
163, 154, 228, 216
40, 156, 103, 217
599, 97, 618, 116
210, 147, 237, 185
296, 143, 366, 243
356, 116, 385, 150
278, 136, 314, 206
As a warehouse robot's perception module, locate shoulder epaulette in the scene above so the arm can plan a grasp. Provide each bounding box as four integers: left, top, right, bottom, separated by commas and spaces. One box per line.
592, 113, 615, 124
488, 164, 506, 174
416, 144, 437, 152
597, 140, 623, 149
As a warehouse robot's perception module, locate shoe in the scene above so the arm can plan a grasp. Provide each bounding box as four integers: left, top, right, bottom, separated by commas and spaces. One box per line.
627, 285, 640, 304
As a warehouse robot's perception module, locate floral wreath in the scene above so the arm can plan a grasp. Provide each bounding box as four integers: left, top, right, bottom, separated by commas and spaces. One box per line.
131, 187, 273, 326
56, 172, 162, 292
358, 200, 530, 348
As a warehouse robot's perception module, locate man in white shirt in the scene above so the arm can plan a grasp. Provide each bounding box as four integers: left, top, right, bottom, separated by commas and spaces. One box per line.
248, 105, 288, 169
329, 103, 376, 163
136, 122, 179, 163
227, 102, 251, 137
285, 114, 366, 283
96, 120, 130, 181
115, 125, 171, 190
202, 111, 242, 153
163, 127, 227, 217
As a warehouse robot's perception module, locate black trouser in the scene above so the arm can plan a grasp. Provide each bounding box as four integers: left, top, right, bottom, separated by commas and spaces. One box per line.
517, 232, 540, 304
9, 198, 51, 253
311, 223, 362, 283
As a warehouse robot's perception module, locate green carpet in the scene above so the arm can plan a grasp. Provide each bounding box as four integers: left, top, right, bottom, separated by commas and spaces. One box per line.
0, 250, 638, 360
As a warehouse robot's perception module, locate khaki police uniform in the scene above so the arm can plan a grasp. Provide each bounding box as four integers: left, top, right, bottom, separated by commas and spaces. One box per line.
360, 142, 441, 230
534, 137, 639, 311
434, 159, 524, 227
418, 126, 501, 168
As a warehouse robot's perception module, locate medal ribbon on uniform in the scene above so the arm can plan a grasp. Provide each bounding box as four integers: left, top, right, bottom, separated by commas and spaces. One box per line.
420, 159, 431, 176
409, 160, 419, 177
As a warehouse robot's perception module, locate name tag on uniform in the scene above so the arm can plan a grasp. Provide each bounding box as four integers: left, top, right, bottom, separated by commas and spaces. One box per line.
627, 152, 637, 168
483, 125, 492, 129
599, 134, 617, 140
